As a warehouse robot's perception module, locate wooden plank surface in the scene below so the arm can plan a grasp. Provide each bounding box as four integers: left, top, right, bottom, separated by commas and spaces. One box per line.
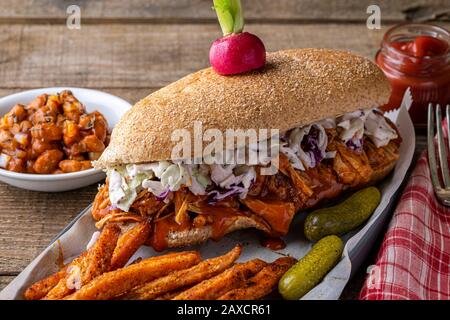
1, 22, 448, 89
0, 23, 387, 89
0, 184, 97, 274
0, 0, 448, 22
0, 276, 15, 291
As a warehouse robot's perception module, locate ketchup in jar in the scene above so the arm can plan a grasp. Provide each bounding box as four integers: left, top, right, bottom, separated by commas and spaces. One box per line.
376, 24, 450, 128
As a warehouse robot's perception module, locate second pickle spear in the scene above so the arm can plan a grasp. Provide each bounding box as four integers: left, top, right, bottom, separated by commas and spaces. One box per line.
304, 187, 381, 241
278, 235, 343, 300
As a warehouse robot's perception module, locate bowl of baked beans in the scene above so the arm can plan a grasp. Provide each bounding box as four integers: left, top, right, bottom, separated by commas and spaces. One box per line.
0, 88, 131, 191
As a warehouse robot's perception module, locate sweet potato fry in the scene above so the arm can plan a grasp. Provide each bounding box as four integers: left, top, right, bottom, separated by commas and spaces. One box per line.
66, 251, 201, 300
173, 258, 267, 300
24, 266, 68, 300
122, 245, 242, 300
83, 223, 121, 281
41, 254, 85, 300
25, 250, 90, 300
218, 256, 296, 300
110, 220, 151, 270
43, 223, 121, 300
155, 287, 192, 300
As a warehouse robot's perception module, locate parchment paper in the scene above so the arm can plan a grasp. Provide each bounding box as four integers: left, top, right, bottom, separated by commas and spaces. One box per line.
0, 98, 414, 300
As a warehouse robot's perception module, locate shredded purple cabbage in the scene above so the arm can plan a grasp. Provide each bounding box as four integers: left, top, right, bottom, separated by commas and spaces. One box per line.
301, 126, 324, 165
156, 188, 170, 201
346, 138, 363, 152
207, 185, 246, 204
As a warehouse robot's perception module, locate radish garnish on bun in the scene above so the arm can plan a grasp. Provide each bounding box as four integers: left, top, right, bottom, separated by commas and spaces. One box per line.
210, 0, 266, 75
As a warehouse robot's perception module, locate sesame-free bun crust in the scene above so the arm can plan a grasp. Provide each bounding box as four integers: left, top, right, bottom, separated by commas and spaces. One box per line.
96, 48, 391, 168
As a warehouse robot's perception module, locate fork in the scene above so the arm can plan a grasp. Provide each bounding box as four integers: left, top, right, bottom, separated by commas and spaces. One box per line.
427, 103, 450, 206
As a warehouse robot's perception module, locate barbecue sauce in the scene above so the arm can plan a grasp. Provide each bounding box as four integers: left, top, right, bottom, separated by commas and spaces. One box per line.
376, 24, 450, 127
260, 237, 286, 250
149, 208, 254, 251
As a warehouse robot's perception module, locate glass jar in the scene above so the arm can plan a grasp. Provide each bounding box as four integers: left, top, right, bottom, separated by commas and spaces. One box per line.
376, 23, 450, 128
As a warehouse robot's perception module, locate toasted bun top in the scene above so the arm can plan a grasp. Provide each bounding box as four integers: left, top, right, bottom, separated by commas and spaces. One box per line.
96, 48, 391, 168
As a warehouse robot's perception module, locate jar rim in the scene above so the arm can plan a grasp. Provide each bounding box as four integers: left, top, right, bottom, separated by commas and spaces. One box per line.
382, 23, 450, 61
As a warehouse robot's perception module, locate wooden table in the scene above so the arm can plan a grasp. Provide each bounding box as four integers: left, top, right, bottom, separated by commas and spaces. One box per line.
0, 0, 447, 298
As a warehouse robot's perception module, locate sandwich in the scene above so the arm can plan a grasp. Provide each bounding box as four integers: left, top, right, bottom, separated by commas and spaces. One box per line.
91, 48, 401, 251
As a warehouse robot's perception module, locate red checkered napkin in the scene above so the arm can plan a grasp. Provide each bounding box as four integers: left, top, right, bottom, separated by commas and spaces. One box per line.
359, 148, 450, 300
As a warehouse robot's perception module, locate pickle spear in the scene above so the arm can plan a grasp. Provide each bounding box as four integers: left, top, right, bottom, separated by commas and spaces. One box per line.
304, 187, 381, 242
278, 235, 343, 300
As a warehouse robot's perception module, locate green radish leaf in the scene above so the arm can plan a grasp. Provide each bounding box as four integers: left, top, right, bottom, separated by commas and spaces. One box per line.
213, 5, 234, 34
230, 0, 244, 33
212, 0, 244, 35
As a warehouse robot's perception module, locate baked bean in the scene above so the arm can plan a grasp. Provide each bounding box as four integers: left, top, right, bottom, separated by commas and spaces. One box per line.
80, 160, 92, 171
31, 123, 62, 141
80, 135, 105, 153
33, 149, 63, 174
13, 149, 28, 159
73, 156, 88, 161
59, 159, 91, 173
56, 114, 66, 127
93, 113, 108, 142
30, 107, 56, 125
65, 111, 81, 123
19, 120, 32, 133
63, 101, 85, 122
0, 130, 15, 151
8, 157, 25, 172
31, 140, 57, 158
59, 90, 76, 102
0, 129, 12, 144
9, 104, 27, 123
27, 94, 47, 110
62, 120, 80, 146
0, 114, 14, 128
69, 155, 85, 161
9, 123, 22, 135
63, 143, 82, 158
46, 95, 62, 113
79, 114, 94, 129
63, 101, 83, 114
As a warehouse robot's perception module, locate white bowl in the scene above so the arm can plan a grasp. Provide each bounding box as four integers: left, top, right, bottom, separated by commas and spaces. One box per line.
0, 87, 131, 192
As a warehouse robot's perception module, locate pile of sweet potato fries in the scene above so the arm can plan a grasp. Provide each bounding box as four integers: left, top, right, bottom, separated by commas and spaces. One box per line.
24, 223, 296, 300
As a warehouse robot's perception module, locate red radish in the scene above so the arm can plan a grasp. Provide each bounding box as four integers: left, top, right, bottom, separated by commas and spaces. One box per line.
210, 32, 266, 75
210, 0, 266, 75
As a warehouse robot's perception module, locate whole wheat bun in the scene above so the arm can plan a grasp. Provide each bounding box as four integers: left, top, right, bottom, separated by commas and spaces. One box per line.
96, 48, 391, 168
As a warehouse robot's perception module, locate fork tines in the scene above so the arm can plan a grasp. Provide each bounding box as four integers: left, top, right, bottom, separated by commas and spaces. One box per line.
427, 103, 450, 205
